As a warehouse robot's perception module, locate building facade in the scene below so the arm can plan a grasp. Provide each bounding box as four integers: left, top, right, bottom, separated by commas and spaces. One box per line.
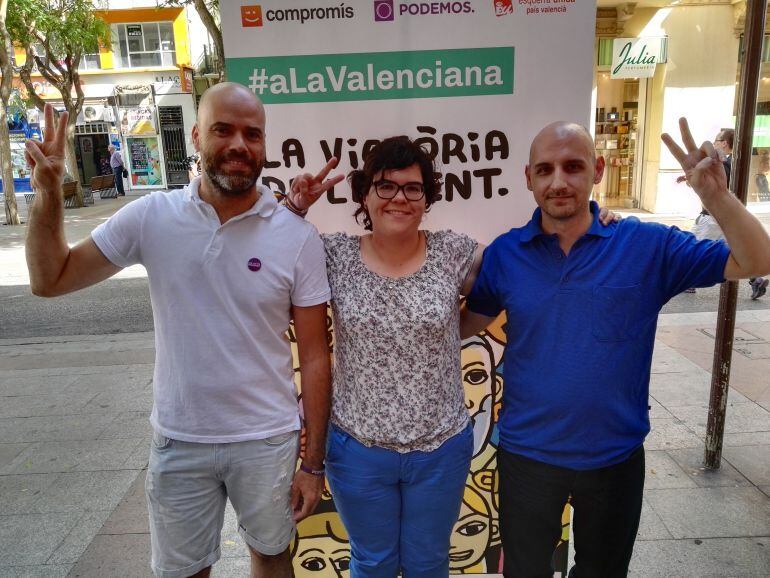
595, 0, 770, 214
10, 2, 201, 192
5, 1, 769, 212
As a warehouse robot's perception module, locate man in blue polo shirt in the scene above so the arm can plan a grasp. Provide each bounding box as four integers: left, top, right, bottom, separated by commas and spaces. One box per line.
461, 119, 770, 578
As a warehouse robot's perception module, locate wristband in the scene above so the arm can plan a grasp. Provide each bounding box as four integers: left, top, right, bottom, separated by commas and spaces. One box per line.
283, 195, 308, 217
299, 462, 325, 476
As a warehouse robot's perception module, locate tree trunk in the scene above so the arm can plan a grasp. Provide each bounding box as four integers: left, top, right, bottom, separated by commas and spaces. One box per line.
0, 102, 19, 225
64, 117, 84, 207
0, 0, 19, 224
193, 0, 225, 80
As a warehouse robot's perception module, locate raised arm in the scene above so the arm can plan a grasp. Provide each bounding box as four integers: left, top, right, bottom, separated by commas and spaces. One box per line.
662, 118, 770, 280
290, 302, 332, 522
25, 104, 121, 297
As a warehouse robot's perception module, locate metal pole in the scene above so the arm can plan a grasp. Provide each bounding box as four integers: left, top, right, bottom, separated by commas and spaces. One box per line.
704, 0, 767, 469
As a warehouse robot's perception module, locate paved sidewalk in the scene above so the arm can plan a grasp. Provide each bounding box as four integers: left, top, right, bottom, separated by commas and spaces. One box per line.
0, 312, 768, 577
1, 192, 150, 288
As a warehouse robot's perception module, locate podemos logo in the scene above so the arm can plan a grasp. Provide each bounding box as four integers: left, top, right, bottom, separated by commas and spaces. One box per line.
374, 0, 395, 21
374, 0, 475, 21
241, 5, 263, 27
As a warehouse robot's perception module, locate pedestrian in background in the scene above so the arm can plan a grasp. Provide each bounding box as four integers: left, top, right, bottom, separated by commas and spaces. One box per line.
108, 144, 126, 196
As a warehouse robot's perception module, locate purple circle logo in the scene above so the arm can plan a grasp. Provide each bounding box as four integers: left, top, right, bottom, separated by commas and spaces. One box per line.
247, 258, 262, 272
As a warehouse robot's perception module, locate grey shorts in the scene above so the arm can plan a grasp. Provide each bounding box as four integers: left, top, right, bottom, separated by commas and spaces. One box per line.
145, 430, 299, 578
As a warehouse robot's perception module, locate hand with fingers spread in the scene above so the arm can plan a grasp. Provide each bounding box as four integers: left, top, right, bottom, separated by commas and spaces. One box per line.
25, 104, 69, 196
289, 157, 345, 212
662, 117, 727, 203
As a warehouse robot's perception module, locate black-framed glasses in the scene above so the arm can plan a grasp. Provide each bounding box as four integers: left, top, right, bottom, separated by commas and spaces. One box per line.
372, 179, 425, 201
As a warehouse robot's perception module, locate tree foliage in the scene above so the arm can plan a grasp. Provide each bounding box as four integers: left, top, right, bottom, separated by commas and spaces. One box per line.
164, 0, 223, 79
7, 0, 109, 198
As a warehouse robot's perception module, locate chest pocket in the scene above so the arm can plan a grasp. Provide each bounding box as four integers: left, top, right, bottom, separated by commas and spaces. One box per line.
592, 284, 642, 342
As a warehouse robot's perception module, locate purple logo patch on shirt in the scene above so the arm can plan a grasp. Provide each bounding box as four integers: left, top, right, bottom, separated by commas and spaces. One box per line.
247, 258, 262, 272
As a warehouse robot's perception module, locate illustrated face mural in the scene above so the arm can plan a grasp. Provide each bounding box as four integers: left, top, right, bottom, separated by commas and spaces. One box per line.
449, 484, 500, 572
461, 336, 503, 458
292, 513, 351, 578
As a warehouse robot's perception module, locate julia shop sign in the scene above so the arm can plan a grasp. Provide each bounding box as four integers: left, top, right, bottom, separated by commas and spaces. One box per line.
611, 37, 667, 79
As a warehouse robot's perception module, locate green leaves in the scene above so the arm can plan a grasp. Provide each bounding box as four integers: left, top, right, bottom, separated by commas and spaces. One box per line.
8, 0, 109, 61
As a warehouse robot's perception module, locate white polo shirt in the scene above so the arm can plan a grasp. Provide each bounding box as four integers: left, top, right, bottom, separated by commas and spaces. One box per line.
92, 178, 331, 443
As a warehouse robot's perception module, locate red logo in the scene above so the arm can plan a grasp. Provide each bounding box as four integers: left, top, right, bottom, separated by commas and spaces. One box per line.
494, 0, 513, 17
241, 5, 263, 27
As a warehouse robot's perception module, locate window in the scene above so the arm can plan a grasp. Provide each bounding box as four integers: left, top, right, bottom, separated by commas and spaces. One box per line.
111, 22, 176, 68
79, 53, 102, 70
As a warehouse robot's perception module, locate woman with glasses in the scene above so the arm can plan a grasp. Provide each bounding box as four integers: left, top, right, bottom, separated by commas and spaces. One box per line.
285, 136, 614, 578
285, 136, 479, 578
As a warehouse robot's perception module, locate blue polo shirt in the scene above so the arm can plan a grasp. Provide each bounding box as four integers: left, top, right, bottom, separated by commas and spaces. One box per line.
467, 202, 731, 470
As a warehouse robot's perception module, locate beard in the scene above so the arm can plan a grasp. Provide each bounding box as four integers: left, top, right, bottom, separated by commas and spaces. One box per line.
201, 149, 263, 197
540, 193, 585, 220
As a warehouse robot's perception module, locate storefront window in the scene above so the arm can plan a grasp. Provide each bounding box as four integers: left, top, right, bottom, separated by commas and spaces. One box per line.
593, 77, 643, 209
127, 136, 163, 187
111, 22, 176, 69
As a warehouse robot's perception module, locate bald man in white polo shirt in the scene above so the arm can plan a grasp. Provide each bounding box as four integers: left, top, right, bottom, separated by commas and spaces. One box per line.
24, 84, 342, 578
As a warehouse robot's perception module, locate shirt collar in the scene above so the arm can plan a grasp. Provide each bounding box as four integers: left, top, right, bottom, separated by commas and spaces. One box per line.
519, 200, 613, 243
186, 176, 278, 218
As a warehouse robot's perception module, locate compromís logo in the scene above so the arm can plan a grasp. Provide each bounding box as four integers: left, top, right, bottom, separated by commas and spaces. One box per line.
241, 5, 263, 27
243, 3, 355, 27
374, 1, 475, 21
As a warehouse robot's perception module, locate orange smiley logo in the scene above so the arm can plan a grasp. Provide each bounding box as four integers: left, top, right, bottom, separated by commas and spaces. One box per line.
241, 5, 263, 27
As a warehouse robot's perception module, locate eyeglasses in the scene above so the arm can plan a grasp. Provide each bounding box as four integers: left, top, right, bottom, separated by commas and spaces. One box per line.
372, 179, 425, 201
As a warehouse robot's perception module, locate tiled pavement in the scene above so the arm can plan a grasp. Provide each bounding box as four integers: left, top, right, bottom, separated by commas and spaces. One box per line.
0, 312, 768, 577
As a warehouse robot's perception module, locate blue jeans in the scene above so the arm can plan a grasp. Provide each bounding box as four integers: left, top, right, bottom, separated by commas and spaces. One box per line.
326, 422, 473, 578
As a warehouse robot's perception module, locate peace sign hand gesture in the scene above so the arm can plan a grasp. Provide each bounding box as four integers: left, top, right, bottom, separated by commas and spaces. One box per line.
662, 117, 728, 203
24, 104, 69, 196
289, 157, 345, 212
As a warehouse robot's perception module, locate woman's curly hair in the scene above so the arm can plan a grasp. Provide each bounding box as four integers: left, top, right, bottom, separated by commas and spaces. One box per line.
348, 136, 442, 231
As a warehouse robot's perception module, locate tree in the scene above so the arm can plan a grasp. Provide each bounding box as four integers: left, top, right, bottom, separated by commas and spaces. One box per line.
166, 0, 223, 80
0, 0, 19, 224
8, 0, 109, 206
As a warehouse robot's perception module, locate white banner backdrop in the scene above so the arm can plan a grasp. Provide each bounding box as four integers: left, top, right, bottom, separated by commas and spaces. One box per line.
221, 1, 596, 575
221, 0, 595, 244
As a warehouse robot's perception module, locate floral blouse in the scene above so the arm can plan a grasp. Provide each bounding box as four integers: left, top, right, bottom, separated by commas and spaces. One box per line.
322, 230, 478, 452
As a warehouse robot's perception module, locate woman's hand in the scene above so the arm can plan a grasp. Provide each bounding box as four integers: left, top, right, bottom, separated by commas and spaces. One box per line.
598, 206, 621, 226
289, 157, 345, 211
